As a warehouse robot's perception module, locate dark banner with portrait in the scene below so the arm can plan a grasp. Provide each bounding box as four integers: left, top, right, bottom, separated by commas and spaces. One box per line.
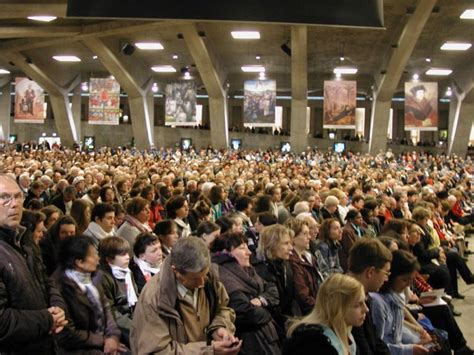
14, 78, 46, 123
165, 82, 197, 126
404, 82, 438, 131
243, 80, 276, 127
67, 0, 384, 28
323, 80, 356, 129
88, 78, 121, 125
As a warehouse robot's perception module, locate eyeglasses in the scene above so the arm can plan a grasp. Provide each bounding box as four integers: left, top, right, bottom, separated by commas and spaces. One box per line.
377, 268, 391, 277
0, 192, 24, 206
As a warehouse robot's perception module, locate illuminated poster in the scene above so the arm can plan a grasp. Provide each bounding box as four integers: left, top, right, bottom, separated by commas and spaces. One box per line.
14, 78, 46, 123
405, 82, 438, 131
165, 81, 197, 126
323, 80, 356, 129
243, 80, 276, 127
88, 78, 121, 125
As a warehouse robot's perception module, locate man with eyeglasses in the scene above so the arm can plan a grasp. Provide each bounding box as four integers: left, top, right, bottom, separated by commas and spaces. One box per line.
0, 174, 68, 354
347, 238, 393, 355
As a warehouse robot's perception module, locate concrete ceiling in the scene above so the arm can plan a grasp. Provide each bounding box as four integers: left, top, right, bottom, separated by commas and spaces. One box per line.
0, 0, 472, 98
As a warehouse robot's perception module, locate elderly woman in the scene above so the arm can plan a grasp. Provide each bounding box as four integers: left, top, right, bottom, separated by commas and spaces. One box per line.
53, 235, 123, 354
165, 195, 191, 238
321, 195, 343, 224
211, 232, 281, 355
254, 224, 301, 339
117, 197, 152, 249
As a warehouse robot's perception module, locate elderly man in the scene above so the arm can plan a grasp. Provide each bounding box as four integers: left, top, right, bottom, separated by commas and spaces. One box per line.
131, 237, 241, 355
0, 174, 67, 353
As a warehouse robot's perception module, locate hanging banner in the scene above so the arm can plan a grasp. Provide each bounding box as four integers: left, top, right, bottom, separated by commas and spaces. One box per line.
323, 80, 356, 129
165, 81, 197, 126
243, 80, 276, 127
404, 82, 438, 131
14, 78, 46, 123
88, 78, 121, 125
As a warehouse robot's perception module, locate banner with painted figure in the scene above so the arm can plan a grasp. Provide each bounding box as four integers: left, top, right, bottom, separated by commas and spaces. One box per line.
14, 78, 46, 123
243, 80, 276, 127
88, 78, 121, 125
404, 82, 438, 131
165, 81, 197, 126
323, 80, 356, 129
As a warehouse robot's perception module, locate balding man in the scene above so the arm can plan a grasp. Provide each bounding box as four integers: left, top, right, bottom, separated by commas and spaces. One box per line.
0, 174, 67, 353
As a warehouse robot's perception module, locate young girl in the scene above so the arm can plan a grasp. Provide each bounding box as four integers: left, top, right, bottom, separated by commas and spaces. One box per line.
130, 232, 162, 293
287, 273, 368, 355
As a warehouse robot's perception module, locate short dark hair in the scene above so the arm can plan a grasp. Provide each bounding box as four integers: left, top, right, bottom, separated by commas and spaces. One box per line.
235, 196, 253, 212
91, 203, 115, 221
125, 197, 149, 217
100, 186, 114, 201
133, 232, 160, 257
154, 219, 175, 236
196, 221, 220, 237
348, 238, 393, 274
256, 211, 277, 226
345, 209, 361, 222
47, 215, 77, 243
210, 232, 247, 253
380, 250, 419, 293
59, 235, 95, 270
98, 236, 130, 264
20, 210, 46, 232
209, 185, 224, 205
165, 196, 187, 219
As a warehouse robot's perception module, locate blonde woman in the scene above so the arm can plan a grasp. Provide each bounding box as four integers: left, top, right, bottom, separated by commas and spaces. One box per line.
287, 274, 368, 355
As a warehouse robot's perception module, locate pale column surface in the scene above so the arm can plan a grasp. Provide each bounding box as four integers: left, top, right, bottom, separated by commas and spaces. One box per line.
290, 25, 308, 154
369, 0, 436, 155
84, 37, 154, 149
448, 101, 474, 157
0, 77, 11, 140
71, 83, 82, 144
180, 23, 228, 149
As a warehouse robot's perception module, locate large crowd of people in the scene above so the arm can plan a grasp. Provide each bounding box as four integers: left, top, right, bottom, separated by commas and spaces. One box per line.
0, 144, 473, 355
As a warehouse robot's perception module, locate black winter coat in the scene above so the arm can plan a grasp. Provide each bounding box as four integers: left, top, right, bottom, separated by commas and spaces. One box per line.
213, 252, 281, 355
0, 225, 65, 355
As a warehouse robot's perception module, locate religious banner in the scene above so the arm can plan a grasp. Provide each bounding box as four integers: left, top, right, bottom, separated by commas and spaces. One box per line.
404, 82, 438, 131
14, 78, 46, 123
88, 78, 121, 125
323, 80, 356, 129
243, 80, 276, 127
165, 81, 197, 126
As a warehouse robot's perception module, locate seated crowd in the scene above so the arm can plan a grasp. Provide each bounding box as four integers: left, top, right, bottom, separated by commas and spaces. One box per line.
0, 145, 473, 355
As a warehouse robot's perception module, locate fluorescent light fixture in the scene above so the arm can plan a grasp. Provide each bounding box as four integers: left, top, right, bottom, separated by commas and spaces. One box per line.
426, 68, 452, 76
27, 16, 57, 22
241, 65, 265, 73
135, 42, 164, 50
333, 67, 358, 74
231, 31, 260, 39
460, 9, 474, 19
151, 65, 176, 73
52, 55, 81, 62
440, 42, 472, 51
0, 69, 10, 74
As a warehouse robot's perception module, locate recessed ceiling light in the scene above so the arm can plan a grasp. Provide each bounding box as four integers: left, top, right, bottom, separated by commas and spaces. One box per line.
241, 65, 265, 73
425, 57, 432, 62
440, 42, 472, 51
335, 73, 342, 79
426, 68, 452, 76
92, 55, 98, 60
339, 56, 345, 61
0, 69, 10, 74
81, 82, 88, 91
135, 42, 164, 50
412, 73, 419, 80
27, 16, 57, 22
460, 9, 474, 19
333, 67, 358, 74
259, 72, 266, 80
152, 83, 159, 92
172, 54, 178, 59
256, 55, 261, 60
52, 55, 81, 62
183, 72, 192, 80
446, 87, 452, 96
151, 65, 176, 73
231, 31, 260, 39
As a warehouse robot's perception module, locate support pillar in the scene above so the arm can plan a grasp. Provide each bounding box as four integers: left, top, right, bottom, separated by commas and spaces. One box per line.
0, 77, 11, 140
368, 98, 391, 154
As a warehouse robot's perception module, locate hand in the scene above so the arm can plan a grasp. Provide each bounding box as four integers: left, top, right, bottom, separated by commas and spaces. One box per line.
212, 327, 234, 342
104, 337, 120, 354
250, 298, 262, 307
212, 339, 242, 355
48, 307, 67, 334
412, 344, 429, 355
418, 330, 432, 345
419, 296, 437, 305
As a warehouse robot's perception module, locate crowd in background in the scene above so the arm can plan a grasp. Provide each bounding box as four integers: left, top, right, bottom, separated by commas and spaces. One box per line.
0, 144, 473, 355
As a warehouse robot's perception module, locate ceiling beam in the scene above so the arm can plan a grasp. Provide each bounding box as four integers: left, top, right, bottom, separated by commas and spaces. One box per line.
0, 3, 67, 19
0, 26, 81, 38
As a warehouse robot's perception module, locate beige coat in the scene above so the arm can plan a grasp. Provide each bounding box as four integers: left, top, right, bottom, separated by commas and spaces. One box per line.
130, 257, 236, 355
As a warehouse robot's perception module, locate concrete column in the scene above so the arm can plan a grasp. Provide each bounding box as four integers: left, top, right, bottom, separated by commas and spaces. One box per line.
449, 101, 474, 157
290, 26, 308, 154
0, 78, 11, 140
209, 96, 229, 148
49, 94, 78, 146
71, 83, 82, 143
368, 98, 391, 154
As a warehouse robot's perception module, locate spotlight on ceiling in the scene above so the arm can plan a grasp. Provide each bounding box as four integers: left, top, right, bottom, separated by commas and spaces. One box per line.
121, 42, 136, 56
